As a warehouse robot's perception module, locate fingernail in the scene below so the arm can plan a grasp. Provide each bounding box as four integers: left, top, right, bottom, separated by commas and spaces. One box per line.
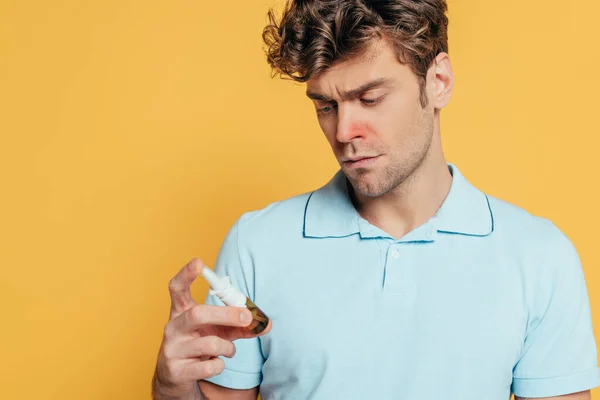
240, 310, 251, 324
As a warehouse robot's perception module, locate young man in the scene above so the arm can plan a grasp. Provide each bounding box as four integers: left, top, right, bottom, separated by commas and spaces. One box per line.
152, 1, 600, 399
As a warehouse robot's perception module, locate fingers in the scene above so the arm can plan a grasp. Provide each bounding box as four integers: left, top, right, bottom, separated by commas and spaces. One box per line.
157, 355, 226, 389
167, 304, 253, 336
180, 357, 226, 382
157, 333, 236, 390
164, 336, 236, 360
169, 258, 204, 317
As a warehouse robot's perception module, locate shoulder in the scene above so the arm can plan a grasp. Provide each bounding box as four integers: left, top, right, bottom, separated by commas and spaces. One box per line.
232, 190, 313, 240
486, 194, 579, 268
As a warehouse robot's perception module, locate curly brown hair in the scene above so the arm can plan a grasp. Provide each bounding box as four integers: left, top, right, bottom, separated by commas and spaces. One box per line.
262, 0, 449, 107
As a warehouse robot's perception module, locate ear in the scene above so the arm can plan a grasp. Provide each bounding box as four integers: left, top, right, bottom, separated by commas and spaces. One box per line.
429, 52, 453, 110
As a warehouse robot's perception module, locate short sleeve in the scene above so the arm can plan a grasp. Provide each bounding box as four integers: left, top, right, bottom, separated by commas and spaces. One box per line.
512, 221, 600, 397
202, 217, 264, 390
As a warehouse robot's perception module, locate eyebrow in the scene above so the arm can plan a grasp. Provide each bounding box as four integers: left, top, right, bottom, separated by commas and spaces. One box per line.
306, 77, 395, 102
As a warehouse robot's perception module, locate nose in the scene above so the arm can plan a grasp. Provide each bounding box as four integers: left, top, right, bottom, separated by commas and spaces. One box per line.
335, 104, 365, 143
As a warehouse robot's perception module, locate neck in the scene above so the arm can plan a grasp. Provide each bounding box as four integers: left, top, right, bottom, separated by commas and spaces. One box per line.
349, 124, 452, 240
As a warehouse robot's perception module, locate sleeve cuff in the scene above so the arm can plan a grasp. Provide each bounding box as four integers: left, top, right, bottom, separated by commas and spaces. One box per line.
512, 366, 600, 398
202, 367, 261, 390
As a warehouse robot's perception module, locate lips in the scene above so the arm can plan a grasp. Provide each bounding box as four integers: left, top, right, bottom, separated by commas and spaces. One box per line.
343, 156, 377, 162
342, 155, 380, 168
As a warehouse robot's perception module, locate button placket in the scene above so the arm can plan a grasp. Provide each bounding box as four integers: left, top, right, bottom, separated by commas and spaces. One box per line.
383, 244, 416, 306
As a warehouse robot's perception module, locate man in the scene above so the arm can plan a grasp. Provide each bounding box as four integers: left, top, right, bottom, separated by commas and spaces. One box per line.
152, 0, 600, 399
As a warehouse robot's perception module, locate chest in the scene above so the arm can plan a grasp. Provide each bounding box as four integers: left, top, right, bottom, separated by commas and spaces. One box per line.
254, 236, 526, 389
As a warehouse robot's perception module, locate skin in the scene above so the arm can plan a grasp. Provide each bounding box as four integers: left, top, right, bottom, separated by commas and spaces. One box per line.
306, 37, 452, 239
151, 258, 270, 400
152, 37, 592, 400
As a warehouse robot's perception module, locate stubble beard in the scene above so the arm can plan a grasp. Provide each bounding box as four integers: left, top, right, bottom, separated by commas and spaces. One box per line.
345, 111, 435, 198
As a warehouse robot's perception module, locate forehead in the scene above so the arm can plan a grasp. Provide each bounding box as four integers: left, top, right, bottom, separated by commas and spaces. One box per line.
306, 39, 414, 95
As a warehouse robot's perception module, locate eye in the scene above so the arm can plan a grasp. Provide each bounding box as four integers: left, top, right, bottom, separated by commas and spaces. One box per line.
317, 103, 337, 115
360, 97, 382, 106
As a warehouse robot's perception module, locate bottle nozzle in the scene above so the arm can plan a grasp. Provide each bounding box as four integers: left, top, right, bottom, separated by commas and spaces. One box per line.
202, 266, 228, 290
201, 266, 246, 308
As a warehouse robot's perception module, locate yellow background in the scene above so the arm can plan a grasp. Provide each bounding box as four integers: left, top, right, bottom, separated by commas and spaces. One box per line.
1, 0, 598, 398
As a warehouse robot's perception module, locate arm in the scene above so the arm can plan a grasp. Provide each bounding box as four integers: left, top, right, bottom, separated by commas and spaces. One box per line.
515, 390, 591, 399
511, 220, 600, 398
198, 380, 258, 400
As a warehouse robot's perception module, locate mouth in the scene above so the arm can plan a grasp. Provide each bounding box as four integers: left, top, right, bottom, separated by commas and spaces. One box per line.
342, 155, 380, 169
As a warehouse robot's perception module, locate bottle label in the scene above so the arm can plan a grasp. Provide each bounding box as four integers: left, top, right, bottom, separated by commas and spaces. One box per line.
245, 297, 269, 334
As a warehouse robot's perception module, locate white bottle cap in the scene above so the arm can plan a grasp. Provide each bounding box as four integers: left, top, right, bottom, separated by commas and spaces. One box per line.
202, 266, 247, 308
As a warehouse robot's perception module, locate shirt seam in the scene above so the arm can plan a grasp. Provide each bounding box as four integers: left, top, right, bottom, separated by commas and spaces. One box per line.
513, 365, 599, 381
222, 366, 261, 375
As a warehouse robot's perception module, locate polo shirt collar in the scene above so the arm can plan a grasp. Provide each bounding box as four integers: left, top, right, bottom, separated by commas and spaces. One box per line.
303, 163, 494, 240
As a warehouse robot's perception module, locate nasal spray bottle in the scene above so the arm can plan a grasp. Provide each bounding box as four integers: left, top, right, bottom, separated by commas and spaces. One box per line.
202, 266, 270, 335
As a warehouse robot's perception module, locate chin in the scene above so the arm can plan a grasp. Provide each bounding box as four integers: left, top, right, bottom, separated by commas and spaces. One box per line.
355, 184, 388, 198
346, 166, 408, 198
347, 172, 389, 198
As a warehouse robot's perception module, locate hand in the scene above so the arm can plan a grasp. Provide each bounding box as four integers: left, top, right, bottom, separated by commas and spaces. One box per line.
152, 258, 272, 399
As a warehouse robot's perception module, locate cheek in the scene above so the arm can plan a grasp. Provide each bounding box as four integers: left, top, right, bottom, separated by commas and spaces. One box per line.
376, 102, 417, 139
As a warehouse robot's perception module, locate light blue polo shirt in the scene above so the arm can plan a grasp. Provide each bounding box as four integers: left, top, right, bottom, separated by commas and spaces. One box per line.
203, 163, 600, 399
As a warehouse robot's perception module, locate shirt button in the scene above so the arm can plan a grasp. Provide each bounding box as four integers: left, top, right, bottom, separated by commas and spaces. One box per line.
391, 248, 400, 258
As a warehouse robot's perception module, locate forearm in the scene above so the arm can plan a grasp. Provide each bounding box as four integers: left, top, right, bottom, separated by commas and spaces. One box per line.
151, 375, 202, 400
